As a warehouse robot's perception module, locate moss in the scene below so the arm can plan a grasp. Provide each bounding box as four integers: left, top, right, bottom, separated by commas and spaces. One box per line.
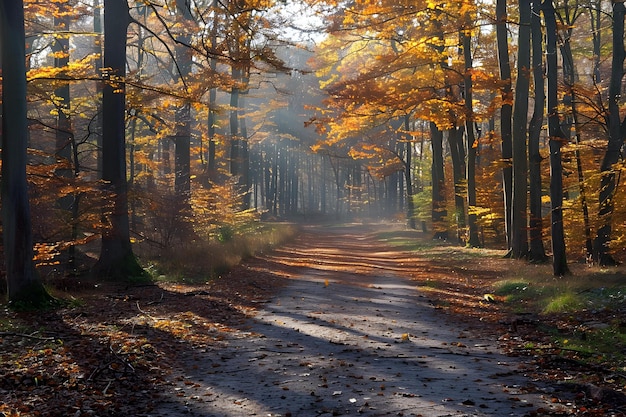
91, 252, 149, 282
8, 281, 58, 311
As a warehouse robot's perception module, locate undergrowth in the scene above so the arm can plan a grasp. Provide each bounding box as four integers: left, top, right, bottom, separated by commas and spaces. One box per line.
373, 227, 626, 373
148, 222, 298, 282
495, 269, 626, 365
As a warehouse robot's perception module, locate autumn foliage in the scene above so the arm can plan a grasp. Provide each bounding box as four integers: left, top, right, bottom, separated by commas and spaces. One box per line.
0, 0, 624, 297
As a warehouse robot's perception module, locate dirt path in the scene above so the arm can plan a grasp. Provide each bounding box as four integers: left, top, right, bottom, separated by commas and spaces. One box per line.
153, 224, 565, 417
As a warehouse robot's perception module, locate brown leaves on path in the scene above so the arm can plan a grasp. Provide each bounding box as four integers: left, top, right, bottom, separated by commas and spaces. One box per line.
0, 222, 624, 416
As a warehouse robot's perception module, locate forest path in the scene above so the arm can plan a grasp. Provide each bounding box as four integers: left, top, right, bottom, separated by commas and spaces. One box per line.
155, 223, 562, 417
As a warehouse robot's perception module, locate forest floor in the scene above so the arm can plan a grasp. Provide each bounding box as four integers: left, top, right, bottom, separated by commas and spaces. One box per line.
1, 223, 626, 416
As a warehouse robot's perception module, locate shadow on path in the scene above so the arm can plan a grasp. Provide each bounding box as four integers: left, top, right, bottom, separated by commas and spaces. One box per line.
153, 223, 567, 417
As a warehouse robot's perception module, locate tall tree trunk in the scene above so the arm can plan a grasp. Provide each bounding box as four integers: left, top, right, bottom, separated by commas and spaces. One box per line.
448, 125, 466, 243
496, 0, 513, 249
207, 0, 219, 179
1, 0, 52, 304
594, 0, 626, 266
528, 0, 548, 262
54, 8, 80, 270
321, 154, 327, 214
94, 0, 104, 178
403, 115, 417, 229
174, 101, 191, 198
227, 2, 251, 209
429, 9, 449, 239
558, 16, 594, 259
174, 0, 192, 200
543, 0, 570, 276
229, 66, 242, 177
93, 0, 144, 279
54, 11, 73, 190
589, 0, 602, 85
431, 122, 448, 239
239, 90, 251, 209
462, 24, 481, 248
510, 0, 531, 259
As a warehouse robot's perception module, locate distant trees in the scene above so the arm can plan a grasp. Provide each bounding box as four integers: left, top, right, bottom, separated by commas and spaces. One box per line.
308, 0, 626, 274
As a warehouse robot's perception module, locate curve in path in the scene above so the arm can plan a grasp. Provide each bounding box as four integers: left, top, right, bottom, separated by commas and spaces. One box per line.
156, 224, 562, 417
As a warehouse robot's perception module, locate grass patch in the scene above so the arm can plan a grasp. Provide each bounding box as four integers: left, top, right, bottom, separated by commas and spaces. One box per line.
374, 229, 506, 261
542, 292, 585, 314
494, 267, 626, 315
551, 326, 626, 364
372, 229, 437, 252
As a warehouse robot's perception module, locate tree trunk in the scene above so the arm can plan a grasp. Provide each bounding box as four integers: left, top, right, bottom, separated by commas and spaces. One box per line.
240, 93, 251, 209
496, 0, 513, 249
54, 11, 73, 190
174, 0, 192, 200
174, 101, 191, 199
229, 67, 241, 175
94, 0, 104, 178
594, 0, 626, 266
510, 0, 531, 259
448, 125, 466, 243
543, 0, 570, 276
528, 0, 548, 262
206, 0, 219, 180
462, 26, 481, 248
558, 15, 594, 260
589, 0, 602, 85
403, 115, 417, 229
93, 0, 144, 280
54, 9, 81, 270
1, 0, 52, 305
431, 122, 448, 239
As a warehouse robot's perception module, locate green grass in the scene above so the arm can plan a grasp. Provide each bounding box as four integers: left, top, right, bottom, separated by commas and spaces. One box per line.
542, 292, 585, 313
373, 230, 436, 252
550, 326, 626, 364
494, 268, 626, 314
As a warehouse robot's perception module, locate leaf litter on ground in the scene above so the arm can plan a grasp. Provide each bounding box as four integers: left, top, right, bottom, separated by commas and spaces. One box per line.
1, 222, 625, 416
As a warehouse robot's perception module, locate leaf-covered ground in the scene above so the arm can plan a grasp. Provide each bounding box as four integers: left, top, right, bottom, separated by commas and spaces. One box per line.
1, 223, 625, 416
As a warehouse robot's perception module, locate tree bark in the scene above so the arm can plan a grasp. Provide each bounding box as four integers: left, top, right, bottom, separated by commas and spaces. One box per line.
589, 0, 602, 85
448, 125, 466, 243
54, 11, 73, 189
462, 26, 481, 248
94, 0, 104, 178
93, 0, 144, 279
403, 115, 417, 229
496, 0, 513, 249
206, 0, 219, 180
558, 12, 594, 260
53, 8, 81, 270
431, 122, 448, 239
1, 0, 52, 305
543, 0, 570, 276
594, 0, 626, 266
174, 0, 192, 200
528, 0, 548, 262
510, 0, 531, 259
